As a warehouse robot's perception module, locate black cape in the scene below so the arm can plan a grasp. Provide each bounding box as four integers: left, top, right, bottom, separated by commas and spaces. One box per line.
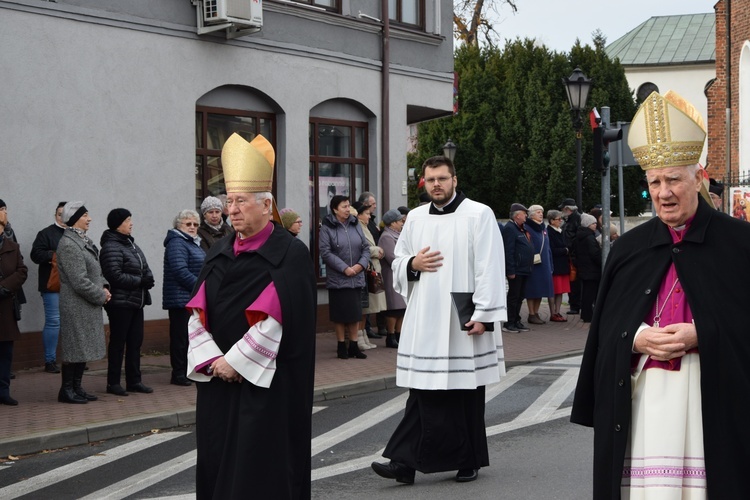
571, 198, 750, 499
193, 223, 317, 500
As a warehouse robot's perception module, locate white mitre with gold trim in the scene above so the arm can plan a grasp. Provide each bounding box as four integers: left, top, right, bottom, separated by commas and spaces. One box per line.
628, 90, 706, 171
221, 133, 275, 193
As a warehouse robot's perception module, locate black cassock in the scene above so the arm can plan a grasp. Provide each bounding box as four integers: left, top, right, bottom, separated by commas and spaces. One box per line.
193, 224, 316, 500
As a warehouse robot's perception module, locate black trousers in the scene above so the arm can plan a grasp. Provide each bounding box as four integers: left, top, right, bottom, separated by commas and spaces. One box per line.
0, 341, 13, 398
506, 275, 528, 323
384, 387, 489, 473
568, 277, 581, 310
169, 308, 190, 379
106, 307, 144, 386
580, 279, 600, 322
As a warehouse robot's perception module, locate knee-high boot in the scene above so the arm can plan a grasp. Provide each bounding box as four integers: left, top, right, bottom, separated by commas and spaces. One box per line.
58, 363, 87, 404
73, 362, 98, 401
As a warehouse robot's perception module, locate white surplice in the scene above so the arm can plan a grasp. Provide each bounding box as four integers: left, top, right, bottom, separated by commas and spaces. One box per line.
392, 198, 507, 390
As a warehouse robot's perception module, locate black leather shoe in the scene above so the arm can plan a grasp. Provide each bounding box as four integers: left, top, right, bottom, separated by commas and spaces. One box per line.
0, 395, 18, 406
385, 334, 399, 348
106, 384, 129, 396
455, 468, 479, 482
45, 362, 61, 373
371, 461, 415, 484
366, 330, 383, 339
170, 376, 192, 386
566, 309, 579, 315
10, 372, 15, 380
126, 382, 153, 394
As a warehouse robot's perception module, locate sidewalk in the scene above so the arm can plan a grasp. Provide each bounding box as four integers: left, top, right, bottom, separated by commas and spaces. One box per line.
0, 303, 588, 457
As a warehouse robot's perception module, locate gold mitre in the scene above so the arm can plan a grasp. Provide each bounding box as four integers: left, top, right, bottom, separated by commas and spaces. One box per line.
221, 133, 275, 193
628, 90, 706, 170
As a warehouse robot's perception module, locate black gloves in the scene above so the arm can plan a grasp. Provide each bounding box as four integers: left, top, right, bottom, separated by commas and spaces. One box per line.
141, 276, 155, 289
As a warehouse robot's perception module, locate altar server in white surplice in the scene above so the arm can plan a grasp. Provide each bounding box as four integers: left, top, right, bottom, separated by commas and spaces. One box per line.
371, 155, 507, 485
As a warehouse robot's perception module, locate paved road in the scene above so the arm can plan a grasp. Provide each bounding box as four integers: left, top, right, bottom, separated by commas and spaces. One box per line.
0, 355, 592, 499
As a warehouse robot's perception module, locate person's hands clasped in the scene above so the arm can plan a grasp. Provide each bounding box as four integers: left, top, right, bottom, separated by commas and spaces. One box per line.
210, 356, 243, 383
633, 322, 698, 361
412, 246, 443, 272
344, 264, 363, 277
103, 288, 112, 305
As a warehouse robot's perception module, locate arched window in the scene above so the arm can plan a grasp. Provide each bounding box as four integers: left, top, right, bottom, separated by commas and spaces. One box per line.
636, 82, 659, 104
195, 85, 278, 209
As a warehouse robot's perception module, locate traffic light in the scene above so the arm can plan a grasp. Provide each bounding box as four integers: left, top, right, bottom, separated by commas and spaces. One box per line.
639, 179, 649, 199
593, 123, 623, 173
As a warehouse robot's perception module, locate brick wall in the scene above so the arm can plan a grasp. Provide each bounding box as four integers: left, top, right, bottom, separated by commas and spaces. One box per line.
707, 0, 750, 180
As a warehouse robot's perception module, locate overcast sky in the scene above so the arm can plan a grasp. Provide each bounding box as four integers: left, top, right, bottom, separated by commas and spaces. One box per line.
489, 0, 716, 52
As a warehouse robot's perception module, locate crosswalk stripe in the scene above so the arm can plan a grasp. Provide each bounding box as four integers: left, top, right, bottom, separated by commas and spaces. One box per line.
310, 391, 409, 457
0, 431, 188, 499
77, 450, 196, 500
485, 365, 536, 402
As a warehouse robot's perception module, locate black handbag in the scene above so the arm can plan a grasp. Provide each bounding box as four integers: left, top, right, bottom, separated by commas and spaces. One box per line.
360, 285, 369, 309
13, 294, 21, 321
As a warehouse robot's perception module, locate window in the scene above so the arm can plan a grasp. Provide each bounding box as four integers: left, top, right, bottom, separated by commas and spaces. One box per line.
636, 82, 659, 104
389, 0, 424, 27
195, 107, 276, 209
309, 119, 368, 280
286, 0, 340, 12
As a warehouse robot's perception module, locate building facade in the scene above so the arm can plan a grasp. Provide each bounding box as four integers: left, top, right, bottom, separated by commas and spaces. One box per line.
1, 0, 455, 367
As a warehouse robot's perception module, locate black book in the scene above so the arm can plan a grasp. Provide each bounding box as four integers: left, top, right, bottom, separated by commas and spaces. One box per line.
450, 292, 494, 331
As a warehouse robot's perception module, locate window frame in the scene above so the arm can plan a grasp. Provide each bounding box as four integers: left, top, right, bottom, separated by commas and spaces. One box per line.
389, 0, 425, 29
281, 0, 341, 13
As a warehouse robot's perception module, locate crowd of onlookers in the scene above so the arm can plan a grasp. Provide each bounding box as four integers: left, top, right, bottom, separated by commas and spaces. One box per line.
0, 195, 308, 406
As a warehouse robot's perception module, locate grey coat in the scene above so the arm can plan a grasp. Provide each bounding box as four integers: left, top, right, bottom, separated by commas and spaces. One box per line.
57, 229, 108, 363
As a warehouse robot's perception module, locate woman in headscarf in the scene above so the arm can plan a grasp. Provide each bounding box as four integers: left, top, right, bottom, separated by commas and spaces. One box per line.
57, 201, 110, 404
0, 202, 28, 405
378, 208, 408, 348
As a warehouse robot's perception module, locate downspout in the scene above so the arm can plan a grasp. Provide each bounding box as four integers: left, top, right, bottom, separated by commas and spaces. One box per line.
725, 0, 732, 190
381, 1, 391, 209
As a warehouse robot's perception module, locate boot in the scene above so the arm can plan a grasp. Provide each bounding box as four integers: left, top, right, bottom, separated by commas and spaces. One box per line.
395, 331, 401, 342
357, 330, 372, 350
73, 363, 98, 401
58, 364, 87, 404
364, 329, 377, 349
385, 333, 399, 348
348, 340, 367, 359
337, 341, 349, 359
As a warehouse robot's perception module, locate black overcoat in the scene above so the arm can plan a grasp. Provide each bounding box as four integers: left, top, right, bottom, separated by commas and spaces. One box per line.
192, 223, 317, 500
571, 198, 750, 499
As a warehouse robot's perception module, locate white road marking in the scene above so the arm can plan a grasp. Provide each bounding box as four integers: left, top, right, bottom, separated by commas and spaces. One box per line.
0, 431, 188, 499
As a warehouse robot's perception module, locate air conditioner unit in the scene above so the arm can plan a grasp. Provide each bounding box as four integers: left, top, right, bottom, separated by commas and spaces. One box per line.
203, 0, 263, 26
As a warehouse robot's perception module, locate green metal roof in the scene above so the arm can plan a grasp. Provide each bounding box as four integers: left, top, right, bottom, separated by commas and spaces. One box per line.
605, 13, 715, 66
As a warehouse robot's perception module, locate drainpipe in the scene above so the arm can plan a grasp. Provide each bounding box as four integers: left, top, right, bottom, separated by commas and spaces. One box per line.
725, 0, 732, 189
381, 1, 390, 209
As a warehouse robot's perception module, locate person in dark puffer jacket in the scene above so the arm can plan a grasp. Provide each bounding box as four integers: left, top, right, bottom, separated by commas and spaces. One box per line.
162, 209, 205, 386
100, 209, 155, 397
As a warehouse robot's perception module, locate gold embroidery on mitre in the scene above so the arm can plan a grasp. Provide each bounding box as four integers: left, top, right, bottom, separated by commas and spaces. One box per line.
221, 133, 275, 193
628, 90, 706, 170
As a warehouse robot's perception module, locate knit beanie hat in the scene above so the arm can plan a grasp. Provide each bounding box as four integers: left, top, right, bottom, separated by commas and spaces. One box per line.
200, 196, 224, 214
280, 209, 300, 230
580, 213, 597, 228
107, 208, 132, 231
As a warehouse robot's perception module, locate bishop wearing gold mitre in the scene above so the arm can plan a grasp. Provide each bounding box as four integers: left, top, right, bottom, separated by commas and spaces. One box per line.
572, 91, 750, 499
185, 133, 317, 500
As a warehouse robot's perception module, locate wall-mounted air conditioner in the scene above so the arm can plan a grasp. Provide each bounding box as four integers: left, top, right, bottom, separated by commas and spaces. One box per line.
203, 0, 262, 26
192, 0, 263, 38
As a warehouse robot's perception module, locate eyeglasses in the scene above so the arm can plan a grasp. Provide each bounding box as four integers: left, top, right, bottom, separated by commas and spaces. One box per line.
424, 176, 454, 185
183, 222, 199, 228
294, 219, 302, 224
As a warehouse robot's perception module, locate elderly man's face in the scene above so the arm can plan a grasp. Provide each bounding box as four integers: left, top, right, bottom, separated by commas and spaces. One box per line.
227, 193, 271, 238
513, 210, 527, 224
646, 165, 703, 227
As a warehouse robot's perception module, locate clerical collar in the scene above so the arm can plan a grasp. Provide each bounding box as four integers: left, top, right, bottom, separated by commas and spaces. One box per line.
667, 214, 695, 243
429, 191, 465, 215
234, 221, 273, 255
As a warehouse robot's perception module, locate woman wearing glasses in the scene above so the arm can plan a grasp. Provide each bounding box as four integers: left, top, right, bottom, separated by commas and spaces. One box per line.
162, 209, 205, 386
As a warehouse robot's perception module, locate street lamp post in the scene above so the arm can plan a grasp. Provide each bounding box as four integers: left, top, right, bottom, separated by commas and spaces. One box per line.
562, 68, 593, 210
443, 139, 457, 162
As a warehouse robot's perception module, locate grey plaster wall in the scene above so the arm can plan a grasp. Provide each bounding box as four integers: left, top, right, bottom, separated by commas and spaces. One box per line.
1, 2, 453, 332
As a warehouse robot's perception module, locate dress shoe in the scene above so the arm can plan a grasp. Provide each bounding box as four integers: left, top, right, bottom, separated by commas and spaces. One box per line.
106, 384, 129, 396
366, 330, 383, 339
170, 376, 193, 386
528, 314, 545, 325
371, 461, 415, 484
566, 309, 579, 315
126, 382, 153, 394
45, 362, 61, 373
514, 321, 530, 332
0, 395, 19, 406
502, 322, 520, 332
455, 468, 478, 482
